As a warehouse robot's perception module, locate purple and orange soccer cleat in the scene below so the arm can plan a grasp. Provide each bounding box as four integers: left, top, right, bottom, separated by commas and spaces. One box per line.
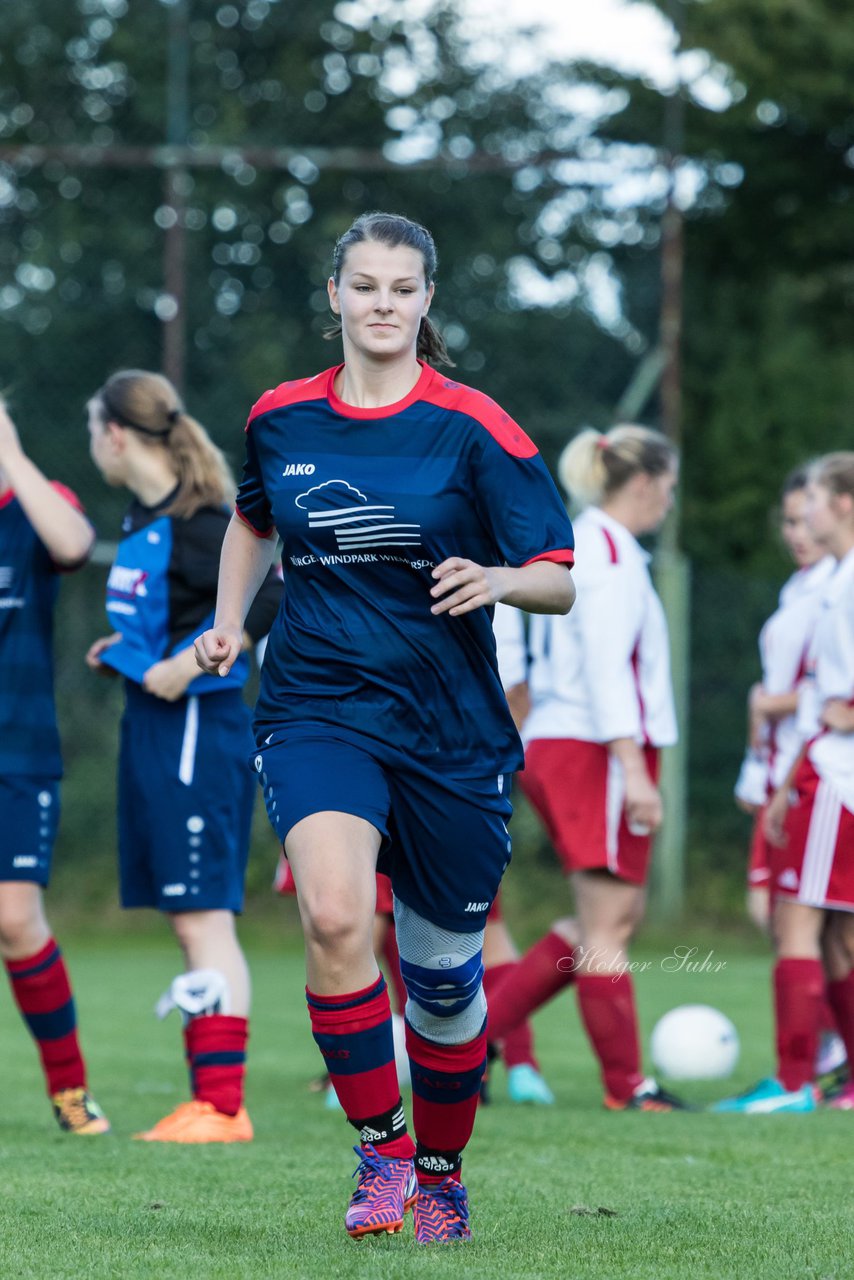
345, 1144, 418, 1239
413, 1177, 472, 1243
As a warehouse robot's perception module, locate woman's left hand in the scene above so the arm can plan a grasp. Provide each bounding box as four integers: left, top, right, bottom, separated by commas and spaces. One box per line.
143, 650, 198, 702
820, 698, 854, 734
430, 558, 506, 617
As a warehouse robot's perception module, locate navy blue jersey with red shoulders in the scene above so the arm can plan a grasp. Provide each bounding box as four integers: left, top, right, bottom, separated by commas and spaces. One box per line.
0, 483, 88, 778
236, 361, 574, 775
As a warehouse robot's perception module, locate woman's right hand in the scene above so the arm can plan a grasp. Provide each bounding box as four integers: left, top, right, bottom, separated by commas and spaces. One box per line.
85, 632, 122, 673
194, 625, 243, 677
763, 785, 791, 848
623, 767, 663, 834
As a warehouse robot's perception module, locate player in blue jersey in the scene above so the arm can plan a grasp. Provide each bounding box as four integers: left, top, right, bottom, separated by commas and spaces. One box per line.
85, 370, 281, 1143
195, 211, 576, 1242
0, 398, 109, 1135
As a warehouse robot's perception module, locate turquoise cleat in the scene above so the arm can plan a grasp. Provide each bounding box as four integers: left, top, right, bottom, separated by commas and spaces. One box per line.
507, 1063, 555, 1105
711, 1077, 819, 1114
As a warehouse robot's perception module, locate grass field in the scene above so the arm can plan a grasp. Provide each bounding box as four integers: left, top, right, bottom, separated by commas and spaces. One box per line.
1, 929, 851, 1280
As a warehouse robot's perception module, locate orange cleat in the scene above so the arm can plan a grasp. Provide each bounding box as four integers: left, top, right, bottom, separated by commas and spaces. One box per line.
52, 1087, 111, 1135
133, 1099, 254, 1143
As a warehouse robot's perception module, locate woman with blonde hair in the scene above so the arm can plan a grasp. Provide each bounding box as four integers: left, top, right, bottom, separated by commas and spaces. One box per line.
86, 370, 281, 1142
486, 424, 685, 1110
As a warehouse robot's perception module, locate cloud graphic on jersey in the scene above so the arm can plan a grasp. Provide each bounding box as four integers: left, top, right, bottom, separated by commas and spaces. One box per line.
295, 479, 368, 510
295, 478, 422, 551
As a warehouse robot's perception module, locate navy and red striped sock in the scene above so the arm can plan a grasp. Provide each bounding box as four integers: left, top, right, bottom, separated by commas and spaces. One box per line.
184, 1014, 248, 1115
307, 974, 414, 1159
4, 937, 87, 1095
576, 971, 643, 1102
406, 1020, 487, 1185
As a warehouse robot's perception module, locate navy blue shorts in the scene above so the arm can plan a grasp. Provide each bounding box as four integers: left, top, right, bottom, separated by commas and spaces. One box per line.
0, 776, 60, 885
253, 725, 513, 934
119, 684, 255, 913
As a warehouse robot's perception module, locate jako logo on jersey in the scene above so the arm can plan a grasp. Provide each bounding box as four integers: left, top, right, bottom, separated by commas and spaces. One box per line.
465, 901, 489, 913
283, 463, 316, 477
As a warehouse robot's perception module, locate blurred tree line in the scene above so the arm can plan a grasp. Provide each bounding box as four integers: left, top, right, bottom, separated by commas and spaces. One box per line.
0, 0, 851, 918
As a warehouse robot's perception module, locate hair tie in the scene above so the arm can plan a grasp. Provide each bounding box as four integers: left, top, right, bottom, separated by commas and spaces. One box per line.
167, 408, 180, 425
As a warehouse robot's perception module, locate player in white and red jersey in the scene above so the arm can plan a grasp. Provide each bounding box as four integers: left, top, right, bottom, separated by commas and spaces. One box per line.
486, 425, 686, 1112
735, 468, 835, 929
716, 453, 854, 1113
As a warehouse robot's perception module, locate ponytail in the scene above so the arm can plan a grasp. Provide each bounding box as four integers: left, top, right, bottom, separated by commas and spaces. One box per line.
559, 423, 677, 508
96, 370, 235, 518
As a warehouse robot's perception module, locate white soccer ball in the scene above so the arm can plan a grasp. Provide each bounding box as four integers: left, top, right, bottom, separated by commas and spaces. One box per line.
650, 1004, 739, 1081
391, 1013, 411, 1089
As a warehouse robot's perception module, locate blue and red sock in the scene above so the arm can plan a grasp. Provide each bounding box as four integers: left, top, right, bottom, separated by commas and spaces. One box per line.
307, 974, 414, 1159
184, 1014, 249, 1116
4, 937, 86, 1095
405, 1020, 487, 1184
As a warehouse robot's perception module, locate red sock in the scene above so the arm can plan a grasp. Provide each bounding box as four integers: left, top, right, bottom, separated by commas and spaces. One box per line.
819, 996, 839, 1036
184, 1014, 248, 1115
486, 931, 577, 1044
307, 975, 414, 1159
5, 938, 87, 1095
406, 1021, 487, 1184
576, 972, 643, 1102
774, 957, 824, 1091
381, 925, 408, 1017
825, 973, 854, 1070
483, 962, 538, 1070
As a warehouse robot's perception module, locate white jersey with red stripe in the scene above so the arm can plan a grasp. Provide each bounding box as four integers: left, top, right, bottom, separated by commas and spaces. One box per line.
756, 556, 835, 789
522, 507, 677, 748
805, 546, 854, 813
492, 601, 527, 692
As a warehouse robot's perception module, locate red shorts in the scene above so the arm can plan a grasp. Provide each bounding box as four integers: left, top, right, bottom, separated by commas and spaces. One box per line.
273, 853, 395, 915
773, 758, 854, 911
519, 738, 659, 886
747, 808, 772, 889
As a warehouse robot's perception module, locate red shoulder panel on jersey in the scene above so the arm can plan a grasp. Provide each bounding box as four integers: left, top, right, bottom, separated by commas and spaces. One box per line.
421, 375, 539, 458
50, 481, 85, 513
600, 528, 619, 564
245, 368, 332, 430
235, 505, 275, 539
522, 548, 575, 568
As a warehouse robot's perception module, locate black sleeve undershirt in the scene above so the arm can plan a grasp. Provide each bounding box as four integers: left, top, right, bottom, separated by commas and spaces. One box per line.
168, 507, 282, 650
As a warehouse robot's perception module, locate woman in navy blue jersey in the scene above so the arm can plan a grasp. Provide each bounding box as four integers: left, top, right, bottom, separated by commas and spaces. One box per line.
86, 370, 281, 1144
0, 398, 109, 1135
196, 211, 575, 1242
